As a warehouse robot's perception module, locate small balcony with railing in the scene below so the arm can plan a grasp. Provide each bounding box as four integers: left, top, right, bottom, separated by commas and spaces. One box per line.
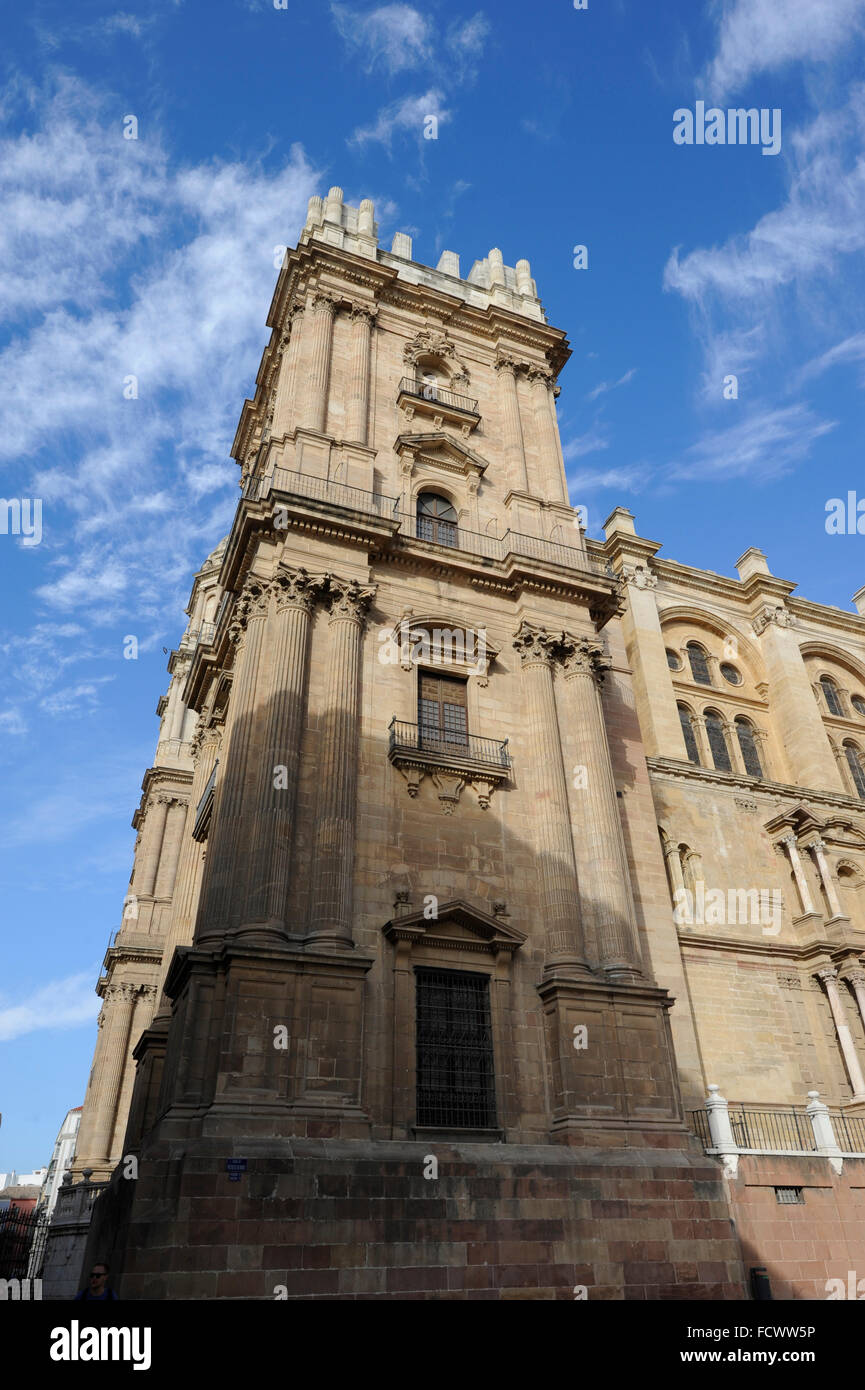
396, 376, 480, 431
388, 718, 512, 810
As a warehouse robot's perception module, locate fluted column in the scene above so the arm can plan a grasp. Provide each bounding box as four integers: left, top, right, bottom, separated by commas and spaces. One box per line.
780, 834, 816, 915
496, 357, 528, 493
846, 968, 865, 1039
513, 623, 588, 972
271, 303, 305, 438
527, 367, 567, 504
87, 983, 138, 1166
307, 577, 375, 947
133, 795, 169, 899
152, 729, 220, 1021
663, 839, 687, 901
109, 984, 156, 1157
816, 967, 865, 1100
153, 797, 188, 899
808, 839, 844, 919
243, 567, 319, 938
194, 575, 271, 944
304, 292, 337, 434
346, 305, 376, 445
561, 636, 644, 981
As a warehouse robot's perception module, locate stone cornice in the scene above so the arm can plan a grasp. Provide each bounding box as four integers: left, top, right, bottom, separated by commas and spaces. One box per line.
676, 930, 865, 966
647, 755, 865, 815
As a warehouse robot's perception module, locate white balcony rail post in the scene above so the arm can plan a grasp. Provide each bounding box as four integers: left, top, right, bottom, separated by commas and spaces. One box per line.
806, 1091, 843, 1173
706, 1084, 739, 1178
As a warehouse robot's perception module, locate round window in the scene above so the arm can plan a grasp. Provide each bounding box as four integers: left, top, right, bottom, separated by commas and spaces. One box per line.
720, 663, 742, 685
853, 695, 865, 717
666, 649, 682, 671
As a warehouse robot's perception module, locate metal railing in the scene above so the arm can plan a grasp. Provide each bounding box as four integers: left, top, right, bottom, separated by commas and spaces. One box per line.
728, 1107, 817, 1152
251, 466, 397, 520
193, 621, 217, 649
829, 1110, 865, 1153
688, 1107, 712, 1149
389, 718, 511, 770
394, 512, 502, 561
398, 376, 479, 415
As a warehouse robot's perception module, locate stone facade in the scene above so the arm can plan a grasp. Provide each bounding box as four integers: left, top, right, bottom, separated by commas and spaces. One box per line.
71, 191, 865, 1299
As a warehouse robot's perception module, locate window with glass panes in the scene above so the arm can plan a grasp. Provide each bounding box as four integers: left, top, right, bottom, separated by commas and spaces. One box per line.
704, 711, 732, 771
419, 672, 468, 750
416, 492, 458, 547
678, 705, 701, 764
415, 967, 496, 1128
686, 642, 712, 685
821, 678, 843, 716
736, 719, 763, 778
845, 744, 865, 799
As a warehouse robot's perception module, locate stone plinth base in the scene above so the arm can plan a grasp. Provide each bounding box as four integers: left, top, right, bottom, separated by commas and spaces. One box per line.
99, 1138, 745, 1300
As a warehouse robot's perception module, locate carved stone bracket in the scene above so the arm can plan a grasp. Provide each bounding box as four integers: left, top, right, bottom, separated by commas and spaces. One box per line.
753, 604, 797, 635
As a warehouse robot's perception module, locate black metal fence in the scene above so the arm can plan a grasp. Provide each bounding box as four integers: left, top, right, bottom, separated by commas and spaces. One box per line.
389, 718, 511, 770
0, 1204, 49, 1280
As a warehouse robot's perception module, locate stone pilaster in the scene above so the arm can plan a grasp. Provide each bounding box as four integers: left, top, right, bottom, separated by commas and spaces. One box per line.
133, 795, 169, 899
242, 567, 319, 940
195, 575, 271, 944
307, 577, 376, 947
271, 303, 305, 439
86, 983, 138, 1169
495, 357, 528, 493
109, 984, 156, 1158
816, 967, 865, 1101
512, 621, 588, 973
153, 797, 188, 899
752, 606, 845, 793
346, 305, 376, 445
808, 839, 845, 920
303, 292, 337, 434
780, 834, 816, 916
561, 636, 644, 982
527, 367, 567, 504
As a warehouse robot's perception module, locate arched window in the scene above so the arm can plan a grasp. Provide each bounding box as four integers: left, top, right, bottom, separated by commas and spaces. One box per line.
666, 648, 682, 671
416, 492, 458, 547
821, 677, 843, 716
852, 695, 865, 717
720, 662, 741, 685
677, 704, 700, 765
686, 642, 712, 686
736, 717, 763, 778
704, 710, 732, 772
844, 742, 865, 799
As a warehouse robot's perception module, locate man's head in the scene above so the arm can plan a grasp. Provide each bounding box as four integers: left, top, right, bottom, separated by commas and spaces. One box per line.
89, 1263, 109, 1292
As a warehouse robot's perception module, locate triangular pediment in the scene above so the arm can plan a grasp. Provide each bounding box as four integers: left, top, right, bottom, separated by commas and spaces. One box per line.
395, 432, 489, 477
382, 898, 525, 953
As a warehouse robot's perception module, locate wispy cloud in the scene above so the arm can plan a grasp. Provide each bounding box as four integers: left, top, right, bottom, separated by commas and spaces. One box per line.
705, 0, 865, 99
563, 425, 610, 459
798, 332, 865, 384
331, 3, 432, 74
586, 367, 636, 402
350, 89, 449, 149
0, 970, 101, 1042
568, 464, 651, 494
668, 404, 836, 481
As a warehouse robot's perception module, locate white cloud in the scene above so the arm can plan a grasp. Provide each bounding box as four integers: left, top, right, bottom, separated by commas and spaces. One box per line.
668, 404, 835, 481
331, 3, 431, 74
563, 425, 610, 459
798, 331, 865, 383
705, 0, 865, 99
586, 367, 636, 402
350, 89, 449, 149
0, 971, 101, 1042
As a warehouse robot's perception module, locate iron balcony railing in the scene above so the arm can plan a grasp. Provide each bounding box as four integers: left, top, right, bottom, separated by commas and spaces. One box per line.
389, 718, 511, 771
193, 620, 217, 650
398, 376, 479, 415
247, 467, 398, 520
686, 1106, 818, 1153
829, 1110, 865, 1153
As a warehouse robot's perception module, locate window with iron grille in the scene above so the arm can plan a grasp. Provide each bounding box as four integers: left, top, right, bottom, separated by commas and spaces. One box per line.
415, 968, 496, 1128
704, 710, 732, 772
416, 492, 458, 547
419, 672, 468, 751
736, 718, 763, 778
845, 743, 865, 799
821, 677, 843, 716
678, 704, 701, 765
686, 642, 712, 685
775, 1186, 804, 1204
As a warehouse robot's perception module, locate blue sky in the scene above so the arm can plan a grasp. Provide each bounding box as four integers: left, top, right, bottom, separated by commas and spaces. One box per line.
2, 0, 865, 1171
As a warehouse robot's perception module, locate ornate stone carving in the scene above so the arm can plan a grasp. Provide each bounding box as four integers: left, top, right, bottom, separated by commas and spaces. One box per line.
349, 303, 377, 326
512, 622, 562, 667
325, 576, 376, 625
229, 576, 271, 645
621, 562, 657, 591
561, 636, 612, 685
753, 604, 797, 635
403, 328, 470, 385
273, 566, 319, 615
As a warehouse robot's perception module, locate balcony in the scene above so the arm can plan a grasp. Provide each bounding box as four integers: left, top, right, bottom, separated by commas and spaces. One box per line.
246, 466, 397, 522
388, 719, 511, 811
687, 1088, 865, 1176
397, 376, 479, 415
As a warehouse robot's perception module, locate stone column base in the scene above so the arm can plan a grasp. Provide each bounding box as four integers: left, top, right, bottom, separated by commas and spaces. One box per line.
538, 975, 686, 1142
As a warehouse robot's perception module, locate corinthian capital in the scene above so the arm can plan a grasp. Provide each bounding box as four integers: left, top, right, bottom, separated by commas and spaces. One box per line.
325, 576, 376, 624
312, 291, 338, 316
229, 576, 271, 644
512, 621, 566, 668
274, 566, 320, 615
494, 353, 521, 377
562, 636, 612, 684
526, 365, 554, 387
349, 303, 378, 327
